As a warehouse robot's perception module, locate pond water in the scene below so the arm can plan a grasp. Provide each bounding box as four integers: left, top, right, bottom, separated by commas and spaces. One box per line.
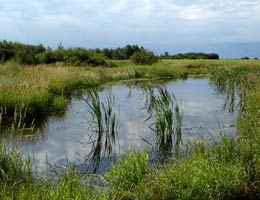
0, 78, 238, 173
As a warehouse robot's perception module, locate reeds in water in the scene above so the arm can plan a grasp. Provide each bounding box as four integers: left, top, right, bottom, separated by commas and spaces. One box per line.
84, 89, 118, 172
11, 107, 35, 132
145, 87, 183, 160
209, 67, 248, 113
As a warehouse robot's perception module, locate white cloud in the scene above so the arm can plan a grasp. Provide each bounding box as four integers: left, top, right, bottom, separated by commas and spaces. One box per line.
0, 0, 260, 52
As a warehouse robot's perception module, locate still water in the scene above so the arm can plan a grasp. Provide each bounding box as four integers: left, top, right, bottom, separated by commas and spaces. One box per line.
0, 78, 238, 172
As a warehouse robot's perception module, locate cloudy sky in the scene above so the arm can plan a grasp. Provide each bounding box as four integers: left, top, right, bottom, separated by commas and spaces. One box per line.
0, 0, 260, 58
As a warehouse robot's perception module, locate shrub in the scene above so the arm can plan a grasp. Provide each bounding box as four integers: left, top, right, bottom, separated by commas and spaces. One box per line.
63, 48, 107, 66
241, 56, 250, 60
14, 49, 38, 65
37, 51, 57, 64
63, 48, 90, 66
130, 49, 159, 65
87, 53, 107, 66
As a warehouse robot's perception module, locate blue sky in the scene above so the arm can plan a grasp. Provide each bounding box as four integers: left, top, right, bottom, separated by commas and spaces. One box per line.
0, 0, 260, 58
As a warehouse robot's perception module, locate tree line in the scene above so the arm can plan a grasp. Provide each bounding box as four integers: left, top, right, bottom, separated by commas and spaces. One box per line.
1, 40, 223, 67
0, 41, 159, 66
160, 52, 219, 59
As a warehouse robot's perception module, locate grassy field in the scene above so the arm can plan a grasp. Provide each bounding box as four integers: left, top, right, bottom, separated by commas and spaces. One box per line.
1, 59, 260, 199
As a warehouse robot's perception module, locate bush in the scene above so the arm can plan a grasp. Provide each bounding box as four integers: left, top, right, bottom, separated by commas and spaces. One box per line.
87, 53, 107, 66
63, 48, 107, 66
241, 56, 250, 60
106, 61, 118, 68
63, 48, 90, 66
37, 51, 57, 64
130, 49, 159, 65
14, 49, 38, 65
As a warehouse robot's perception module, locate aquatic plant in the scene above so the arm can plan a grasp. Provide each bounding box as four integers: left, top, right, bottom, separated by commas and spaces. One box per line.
84, 90, 118, 172
0, 107, 5, 125
209, 67, 249, 113
145, 87, 183, 160
9, 107, 35, 132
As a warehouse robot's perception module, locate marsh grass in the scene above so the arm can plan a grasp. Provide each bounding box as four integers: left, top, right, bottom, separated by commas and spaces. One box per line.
10, 107, 35, 131
84, 90, 118, 172
209, 67, 249, 113
144, 87, 183, 160
107, 152, 149, 192
0, 145, 33, 186
0, 146, 103, 200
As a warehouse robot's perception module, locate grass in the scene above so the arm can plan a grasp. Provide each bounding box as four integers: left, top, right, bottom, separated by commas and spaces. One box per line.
84, 90, 118, 172
145, 87, 183, 160
1, 59, 260, 199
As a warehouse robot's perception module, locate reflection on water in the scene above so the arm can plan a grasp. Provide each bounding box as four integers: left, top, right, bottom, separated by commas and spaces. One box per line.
0, 78, 238, 173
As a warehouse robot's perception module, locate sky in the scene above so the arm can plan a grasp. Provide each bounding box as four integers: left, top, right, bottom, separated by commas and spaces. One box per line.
0, 0, 260, 58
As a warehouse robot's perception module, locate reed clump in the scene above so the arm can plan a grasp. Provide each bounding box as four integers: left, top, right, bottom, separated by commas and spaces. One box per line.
84, 90, 118, 172
145, 87, 183, 159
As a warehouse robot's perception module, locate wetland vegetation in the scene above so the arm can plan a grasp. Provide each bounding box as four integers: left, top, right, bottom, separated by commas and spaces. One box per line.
1, 42, 260, 199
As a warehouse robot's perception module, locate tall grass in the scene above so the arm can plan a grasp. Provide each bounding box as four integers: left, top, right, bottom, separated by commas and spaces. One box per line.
0, 145, 32, 186
0, 146, 103, 199
145, 87, 183, 160
84, 90, 118, 172
209, 67, 249, 113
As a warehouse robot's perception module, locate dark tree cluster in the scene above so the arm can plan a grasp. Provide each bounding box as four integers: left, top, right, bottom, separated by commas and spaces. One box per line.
0, 41, 159, 66
0, 40, 108, 66
0, 40, 46, 65
241, 56, 250, 60
89, 45, 143, 60
89, 45, 159, 65
161, 52, 220, 60
130, 49, 159, 65
37, 48, 107, 66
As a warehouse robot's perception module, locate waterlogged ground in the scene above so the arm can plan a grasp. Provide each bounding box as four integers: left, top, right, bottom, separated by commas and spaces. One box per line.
0, 78, 238, 173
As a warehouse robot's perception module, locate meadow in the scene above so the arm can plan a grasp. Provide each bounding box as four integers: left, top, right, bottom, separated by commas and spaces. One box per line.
1, 59, 260, 199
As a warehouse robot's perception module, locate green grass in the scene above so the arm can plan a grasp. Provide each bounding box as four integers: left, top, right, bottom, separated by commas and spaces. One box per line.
145, 87, 183, 159
84, 90, 118, 172
1, 59, 260, 199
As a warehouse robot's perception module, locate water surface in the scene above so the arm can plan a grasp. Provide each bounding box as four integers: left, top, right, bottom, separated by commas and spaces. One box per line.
0, 78, 238, 172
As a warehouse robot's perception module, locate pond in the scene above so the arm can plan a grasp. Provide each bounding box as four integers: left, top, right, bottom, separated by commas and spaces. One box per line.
0, 78, 238, 173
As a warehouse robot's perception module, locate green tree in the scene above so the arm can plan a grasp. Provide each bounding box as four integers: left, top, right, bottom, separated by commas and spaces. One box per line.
130, 49, 159, 65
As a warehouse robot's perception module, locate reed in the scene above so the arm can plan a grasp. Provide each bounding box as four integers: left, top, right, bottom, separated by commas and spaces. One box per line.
11, 107, 35, 131
84, 90, 118, 172
209, 67, 250, 113
145, 87, 183, 159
